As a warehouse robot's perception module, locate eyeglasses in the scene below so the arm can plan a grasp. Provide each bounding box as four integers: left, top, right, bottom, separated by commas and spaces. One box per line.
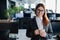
37, 9, 44, 12
37, 9, 44, 14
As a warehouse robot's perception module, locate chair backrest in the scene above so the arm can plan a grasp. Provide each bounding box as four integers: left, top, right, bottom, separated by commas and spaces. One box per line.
51, 22, 60, 35
19, 18, 31, 29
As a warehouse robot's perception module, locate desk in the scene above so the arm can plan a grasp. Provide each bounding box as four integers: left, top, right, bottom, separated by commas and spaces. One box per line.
0, 20, 18, 33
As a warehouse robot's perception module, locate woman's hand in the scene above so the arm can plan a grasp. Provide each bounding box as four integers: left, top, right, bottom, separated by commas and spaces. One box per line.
34, 29, 40, 35
40, 30, 47, 37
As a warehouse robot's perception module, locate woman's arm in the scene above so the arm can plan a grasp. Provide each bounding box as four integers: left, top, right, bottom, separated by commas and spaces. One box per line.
46, 22, 53, 39
26, 27, 34, 38
26, 20, 35, 38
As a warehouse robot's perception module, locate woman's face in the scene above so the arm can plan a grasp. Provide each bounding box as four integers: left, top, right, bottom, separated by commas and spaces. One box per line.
36, 6, 44, 17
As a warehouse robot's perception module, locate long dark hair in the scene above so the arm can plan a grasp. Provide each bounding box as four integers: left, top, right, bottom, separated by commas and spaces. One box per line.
35, 3, 49, 26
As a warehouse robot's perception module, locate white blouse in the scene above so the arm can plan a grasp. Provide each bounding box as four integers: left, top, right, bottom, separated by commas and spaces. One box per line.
36, 17, 44, 30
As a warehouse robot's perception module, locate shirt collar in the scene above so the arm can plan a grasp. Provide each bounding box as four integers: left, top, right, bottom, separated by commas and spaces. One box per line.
36, 16, 43, 21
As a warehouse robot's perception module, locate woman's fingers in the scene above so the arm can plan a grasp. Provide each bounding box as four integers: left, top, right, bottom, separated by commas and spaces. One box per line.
40, 30, 47, 37
34, 29, 40, 35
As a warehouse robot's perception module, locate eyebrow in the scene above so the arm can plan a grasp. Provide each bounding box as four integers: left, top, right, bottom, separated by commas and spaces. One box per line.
37, 9, 44, 11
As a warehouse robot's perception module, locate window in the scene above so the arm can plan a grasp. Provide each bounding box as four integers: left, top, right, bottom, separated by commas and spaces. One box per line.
56, 0, 60, 13
45, 0, 55, 13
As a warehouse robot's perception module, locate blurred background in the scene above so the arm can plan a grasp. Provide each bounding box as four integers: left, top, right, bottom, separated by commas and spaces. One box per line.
0, 0, 60, 40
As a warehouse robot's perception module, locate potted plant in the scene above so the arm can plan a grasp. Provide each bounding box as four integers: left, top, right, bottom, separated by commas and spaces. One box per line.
5, 6, 24, 19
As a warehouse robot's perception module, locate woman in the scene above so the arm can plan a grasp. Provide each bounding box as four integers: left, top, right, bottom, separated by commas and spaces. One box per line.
26, 3, 53, 40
